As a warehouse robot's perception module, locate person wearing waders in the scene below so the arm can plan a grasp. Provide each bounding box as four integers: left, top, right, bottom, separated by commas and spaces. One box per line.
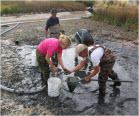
45, 8, 64, 67
74, 29, 94, 61
36, 35, 71, 86
68, 44, 121, 96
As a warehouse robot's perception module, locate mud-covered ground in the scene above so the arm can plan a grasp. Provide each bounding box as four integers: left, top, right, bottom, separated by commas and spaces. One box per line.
1, 18, 138, 115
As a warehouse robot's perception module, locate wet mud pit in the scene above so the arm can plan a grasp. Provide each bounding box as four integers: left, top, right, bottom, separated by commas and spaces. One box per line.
1, 19, 138, 115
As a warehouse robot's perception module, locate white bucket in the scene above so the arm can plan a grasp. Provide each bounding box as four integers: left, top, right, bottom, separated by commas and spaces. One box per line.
48, 77, 61, 97
31, 49, 38, 66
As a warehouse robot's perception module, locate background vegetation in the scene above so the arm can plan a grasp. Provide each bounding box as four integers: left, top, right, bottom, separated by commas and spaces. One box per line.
1, 1, 86, 15
92, 1, 138, 33
1, 1, 138, 33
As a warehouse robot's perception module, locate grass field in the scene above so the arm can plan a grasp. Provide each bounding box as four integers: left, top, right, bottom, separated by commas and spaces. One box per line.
92, 5, 138, 33
1, 1, 138, 33
1, 1, 86, 15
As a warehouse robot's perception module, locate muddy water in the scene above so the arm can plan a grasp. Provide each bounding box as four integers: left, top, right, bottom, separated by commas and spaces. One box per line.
1, 18, 138, 115
60, 44, 137, 115
52, 45, 137, 115
1, 42, 137, 115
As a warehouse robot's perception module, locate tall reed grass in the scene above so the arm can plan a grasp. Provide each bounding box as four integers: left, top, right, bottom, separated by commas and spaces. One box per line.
92, 6, 138, 33
1, 1, 86, 15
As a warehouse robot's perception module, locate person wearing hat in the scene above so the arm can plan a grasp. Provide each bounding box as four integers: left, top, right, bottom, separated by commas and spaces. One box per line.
74, 29, 94, 60
45, 8, 64, 67
68, 44, 121, 96
45, 8, 64, 39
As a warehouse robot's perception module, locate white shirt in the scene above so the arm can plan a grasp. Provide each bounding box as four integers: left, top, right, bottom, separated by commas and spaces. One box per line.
82, 45, 104, 67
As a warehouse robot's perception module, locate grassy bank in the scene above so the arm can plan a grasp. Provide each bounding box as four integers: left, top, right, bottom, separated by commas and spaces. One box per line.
92, 6, 138, 33
1, 1, 86, 15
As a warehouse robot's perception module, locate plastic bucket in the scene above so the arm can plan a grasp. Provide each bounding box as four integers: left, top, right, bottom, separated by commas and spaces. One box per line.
48, 77, 61, 97
31, 49, 38, 66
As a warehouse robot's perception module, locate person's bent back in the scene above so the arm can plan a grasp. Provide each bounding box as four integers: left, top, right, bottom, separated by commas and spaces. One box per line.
75, 29, 94, 46
75, 29, 94, 59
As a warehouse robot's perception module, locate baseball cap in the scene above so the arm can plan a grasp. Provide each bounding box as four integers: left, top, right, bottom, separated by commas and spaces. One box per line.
51, 8, 57, 14
75, 44, 88, 58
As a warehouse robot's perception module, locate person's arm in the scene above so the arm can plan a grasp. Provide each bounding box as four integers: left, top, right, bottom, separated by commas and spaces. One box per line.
45, 54, 58, 72
45, 19, 50, 39
70, 60, 86, 73
84, 65, 100, 81
57, 53, 66, 70
45, 30, 48, 39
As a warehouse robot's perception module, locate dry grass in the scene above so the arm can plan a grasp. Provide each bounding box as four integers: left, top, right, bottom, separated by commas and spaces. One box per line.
1, 1, 86, 15
92, 5, 138, 33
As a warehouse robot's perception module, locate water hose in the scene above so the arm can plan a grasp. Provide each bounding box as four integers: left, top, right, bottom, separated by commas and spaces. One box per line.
0, 69, 63, 94
0, 22, 19, 36
0, 22, 47, 94
0, 84, 46, 94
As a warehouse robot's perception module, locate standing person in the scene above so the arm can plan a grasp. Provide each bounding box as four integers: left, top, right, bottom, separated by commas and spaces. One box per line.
45, 8, 64, 39
75, 29, 94, 60
68, 44, 121, 96
36, 35, 71, 86
45, 8, 64, 67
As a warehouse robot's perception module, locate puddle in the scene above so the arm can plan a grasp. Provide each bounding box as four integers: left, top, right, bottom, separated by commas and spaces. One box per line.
1, 21, 138, 115
8, 43, 137, 115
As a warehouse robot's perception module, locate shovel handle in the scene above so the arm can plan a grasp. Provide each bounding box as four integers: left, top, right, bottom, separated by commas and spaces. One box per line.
90, 79, 133, 83
74, 76, 133, 83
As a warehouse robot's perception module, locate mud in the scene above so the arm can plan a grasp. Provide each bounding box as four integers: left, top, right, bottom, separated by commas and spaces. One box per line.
1, 11, 92, 25
1, 16, 138, 115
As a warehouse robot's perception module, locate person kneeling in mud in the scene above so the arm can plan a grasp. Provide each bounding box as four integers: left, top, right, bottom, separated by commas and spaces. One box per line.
74, 29, 94, 61
36, 35, 71, 86
68, 44, 121, 96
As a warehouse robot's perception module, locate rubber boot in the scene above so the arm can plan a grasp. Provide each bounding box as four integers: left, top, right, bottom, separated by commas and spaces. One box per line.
41, 72, 49, 87
98, 94, 105, 105
108, 71, 121, 88
99, 88, 106, 97
112, 78, 121, 88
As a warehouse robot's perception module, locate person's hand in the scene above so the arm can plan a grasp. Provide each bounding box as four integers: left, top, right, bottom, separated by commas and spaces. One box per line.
53, 67, 59, 72
84, 76, 91, 82
63, 68, 71, 75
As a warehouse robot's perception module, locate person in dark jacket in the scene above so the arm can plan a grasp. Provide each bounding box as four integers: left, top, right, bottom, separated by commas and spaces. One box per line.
75, 29, 94, 60
45, 8, 64, 39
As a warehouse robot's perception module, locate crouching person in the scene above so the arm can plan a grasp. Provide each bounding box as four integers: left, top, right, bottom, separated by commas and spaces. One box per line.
68, 44, 121, 96
36, 35, 71, 85
74, 29, 94, 60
